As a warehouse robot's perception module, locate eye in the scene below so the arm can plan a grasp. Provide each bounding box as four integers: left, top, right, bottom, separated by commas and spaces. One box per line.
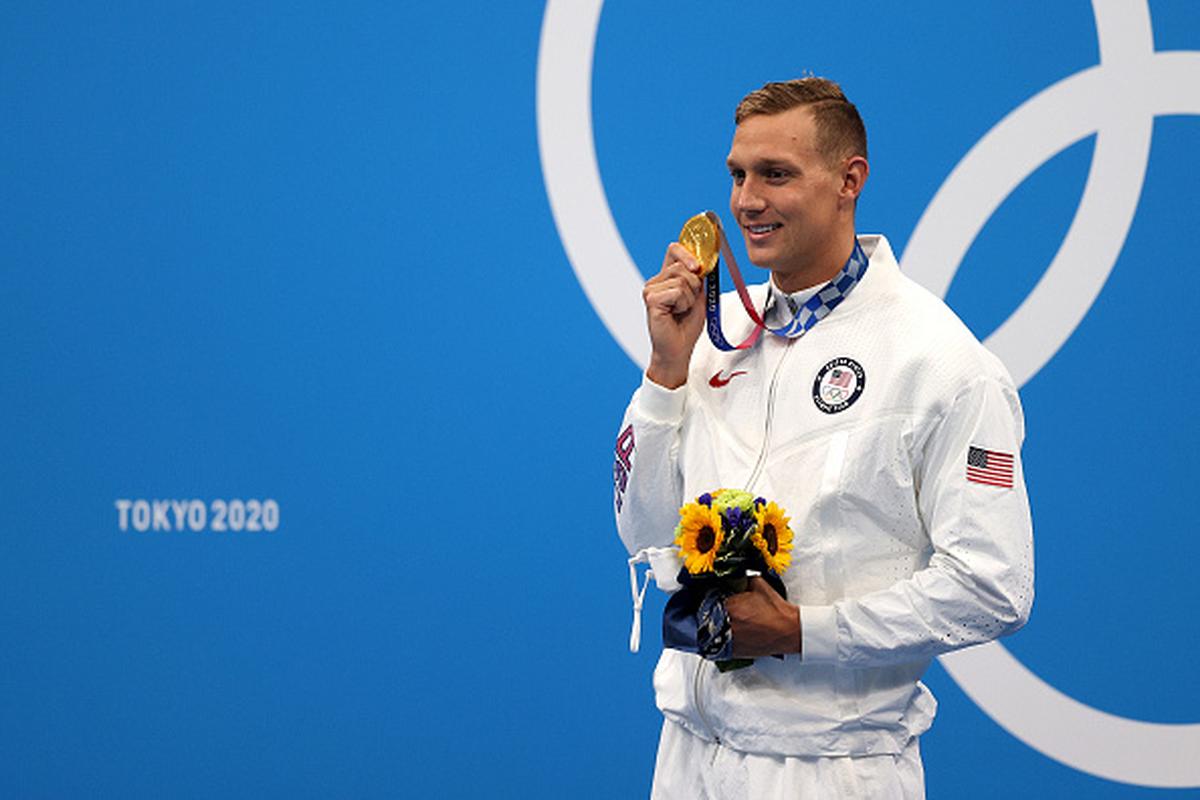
765, 168, 790, 182
729, 168, 745, 186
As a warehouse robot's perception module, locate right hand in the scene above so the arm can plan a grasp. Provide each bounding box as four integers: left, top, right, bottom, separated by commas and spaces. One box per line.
643, 243, 707, 389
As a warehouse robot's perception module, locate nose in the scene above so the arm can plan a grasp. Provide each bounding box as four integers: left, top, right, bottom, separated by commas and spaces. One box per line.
732, 176, 767, 216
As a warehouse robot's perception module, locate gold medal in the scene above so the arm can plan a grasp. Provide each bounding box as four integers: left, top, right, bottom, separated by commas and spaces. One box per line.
678, 212, 720, 276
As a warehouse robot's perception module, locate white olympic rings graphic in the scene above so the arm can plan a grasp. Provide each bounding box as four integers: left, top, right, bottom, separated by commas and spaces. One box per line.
537, 0, 1200, 787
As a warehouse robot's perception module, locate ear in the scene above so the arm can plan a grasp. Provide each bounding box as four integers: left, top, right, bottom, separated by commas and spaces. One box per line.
840, 156, 869, 204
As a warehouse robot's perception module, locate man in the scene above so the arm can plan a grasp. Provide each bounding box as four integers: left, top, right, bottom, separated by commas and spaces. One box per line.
614, 78, 1034, 798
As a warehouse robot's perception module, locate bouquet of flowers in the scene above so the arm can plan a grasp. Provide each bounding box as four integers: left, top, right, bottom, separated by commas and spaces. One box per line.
663, 489, 794, 672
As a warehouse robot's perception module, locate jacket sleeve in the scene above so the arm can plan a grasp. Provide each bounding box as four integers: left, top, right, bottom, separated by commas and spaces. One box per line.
799, 372, 1035, 667
613, 375, 689, 556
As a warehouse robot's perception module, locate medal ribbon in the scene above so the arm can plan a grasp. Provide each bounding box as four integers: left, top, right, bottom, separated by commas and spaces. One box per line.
701, 211, 869, 351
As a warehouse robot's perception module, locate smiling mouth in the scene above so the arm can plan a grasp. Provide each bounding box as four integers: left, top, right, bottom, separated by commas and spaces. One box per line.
745, 223, 782, 235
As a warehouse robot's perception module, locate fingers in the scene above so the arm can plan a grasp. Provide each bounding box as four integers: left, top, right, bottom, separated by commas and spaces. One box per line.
649, 246, 703, 291
724, 592, 746, 616
726, 577, 801, 657
661, 242, 703, 276
725, 577, 779, 618
644, 244, 704, 315
642, 242, 710, 387
643, 278, 702, 318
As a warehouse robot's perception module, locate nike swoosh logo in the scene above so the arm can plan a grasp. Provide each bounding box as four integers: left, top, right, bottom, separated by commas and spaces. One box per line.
709, 370, 747, 388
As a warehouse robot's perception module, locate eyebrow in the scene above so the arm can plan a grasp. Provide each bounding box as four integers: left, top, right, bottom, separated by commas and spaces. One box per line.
725, 157, 797, 171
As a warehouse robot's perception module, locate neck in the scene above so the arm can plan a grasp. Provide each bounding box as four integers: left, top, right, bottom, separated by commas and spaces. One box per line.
771, 234, 858, 294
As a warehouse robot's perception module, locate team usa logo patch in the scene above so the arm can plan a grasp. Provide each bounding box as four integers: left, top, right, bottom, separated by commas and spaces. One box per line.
812, 357, 865, 414
966, 446, 1014, 488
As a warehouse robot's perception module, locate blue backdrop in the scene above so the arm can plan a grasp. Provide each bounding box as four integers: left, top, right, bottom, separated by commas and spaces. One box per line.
3, 1, 1198, 796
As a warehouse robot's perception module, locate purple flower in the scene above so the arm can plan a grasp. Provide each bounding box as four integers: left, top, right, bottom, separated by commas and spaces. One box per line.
698, 493, 713, 507
724, 506, 752, 533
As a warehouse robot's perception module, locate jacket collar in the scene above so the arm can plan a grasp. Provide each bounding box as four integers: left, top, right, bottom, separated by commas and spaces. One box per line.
763, 234, 896, 327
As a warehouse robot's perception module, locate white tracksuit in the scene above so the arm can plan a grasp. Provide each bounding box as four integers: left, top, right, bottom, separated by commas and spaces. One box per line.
614, 235, 1034, 795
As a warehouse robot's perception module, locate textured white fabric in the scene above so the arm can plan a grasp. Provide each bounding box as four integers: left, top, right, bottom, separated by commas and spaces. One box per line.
614, 235, 1034, 759
651, 718, 924, 800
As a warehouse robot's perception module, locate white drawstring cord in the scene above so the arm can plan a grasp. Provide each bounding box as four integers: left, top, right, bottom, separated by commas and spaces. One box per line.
627, 547, 683, 653
628, 558, 654, 653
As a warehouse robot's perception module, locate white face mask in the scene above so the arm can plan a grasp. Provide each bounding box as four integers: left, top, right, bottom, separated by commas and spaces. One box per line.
626, 546, 683, 653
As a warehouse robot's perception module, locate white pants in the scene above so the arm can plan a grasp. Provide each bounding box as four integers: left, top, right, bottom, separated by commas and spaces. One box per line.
650, 719, 925, 800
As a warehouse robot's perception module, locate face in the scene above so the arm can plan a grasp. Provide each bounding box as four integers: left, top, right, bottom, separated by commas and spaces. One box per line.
726, 107, 859, 288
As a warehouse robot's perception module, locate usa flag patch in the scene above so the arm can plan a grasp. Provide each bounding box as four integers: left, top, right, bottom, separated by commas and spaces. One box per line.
966, 446, 1014, 488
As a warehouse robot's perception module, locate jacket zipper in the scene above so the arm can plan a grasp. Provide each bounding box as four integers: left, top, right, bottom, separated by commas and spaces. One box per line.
746, 340, 794, 492
692, 657, 720, 744
695, 308, 790, 747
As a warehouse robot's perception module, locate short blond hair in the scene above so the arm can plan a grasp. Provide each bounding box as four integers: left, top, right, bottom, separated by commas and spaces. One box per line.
735, 77, 868, 164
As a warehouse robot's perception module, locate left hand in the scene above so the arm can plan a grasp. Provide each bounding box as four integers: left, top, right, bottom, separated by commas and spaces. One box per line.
726, 576, 801, 658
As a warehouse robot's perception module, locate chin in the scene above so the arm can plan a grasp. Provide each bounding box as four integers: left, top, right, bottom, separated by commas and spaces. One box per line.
742, 246, 774, 269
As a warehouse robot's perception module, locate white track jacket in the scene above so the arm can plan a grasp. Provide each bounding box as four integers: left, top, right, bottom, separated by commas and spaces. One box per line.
614, 235, 1034, 758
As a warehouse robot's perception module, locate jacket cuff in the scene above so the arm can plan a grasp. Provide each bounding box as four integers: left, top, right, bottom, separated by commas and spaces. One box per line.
800, 605, 838, 663
637, 374, 687, 424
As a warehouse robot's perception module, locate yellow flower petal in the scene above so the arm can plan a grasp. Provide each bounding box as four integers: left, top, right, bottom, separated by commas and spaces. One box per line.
675, 501, 724, 574
752, 501, 794, 574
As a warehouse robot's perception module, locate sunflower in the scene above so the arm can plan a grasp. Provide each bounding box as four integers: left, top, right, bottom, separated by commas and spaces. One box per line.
751, 501, 794, 574
675, 501, 725, 575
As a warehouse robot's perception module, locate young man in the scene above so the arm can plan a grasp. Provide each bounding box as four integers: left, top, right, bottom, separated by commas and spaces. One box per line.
614, 78, 1034, 798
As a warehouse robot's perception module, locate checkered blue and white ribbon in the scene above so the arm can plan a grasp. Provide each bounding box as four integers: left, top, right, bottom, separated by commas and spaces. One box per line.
702, 210, 869, 351
768, 244, 869, 338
